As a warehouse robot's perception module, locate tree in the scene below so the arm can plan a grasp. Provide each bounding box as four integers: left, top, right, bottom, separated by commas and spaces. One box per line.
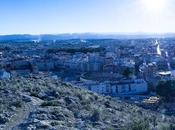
156, 80, 175, 101
122, 67, 134, 79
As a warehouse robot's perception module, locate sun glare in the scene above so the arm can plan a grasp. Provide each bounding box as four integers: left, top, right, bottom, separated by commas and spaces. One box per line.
141, 0, 166, 13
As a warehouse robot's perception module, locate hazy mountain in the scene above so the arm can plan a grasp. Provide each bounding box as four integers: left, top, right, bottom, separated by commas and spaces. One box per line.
0, 33, 175, 42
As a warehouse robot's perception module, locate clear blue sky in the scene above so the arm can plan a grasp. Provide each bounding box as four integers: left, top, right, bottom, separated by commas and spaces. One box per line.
0, 0, 175, 34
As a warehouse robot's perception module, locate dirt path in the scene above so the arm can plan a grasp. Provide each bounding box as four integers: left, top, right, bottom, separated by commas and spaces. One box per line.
3, 94, 43, 130
4, 103, 33, 130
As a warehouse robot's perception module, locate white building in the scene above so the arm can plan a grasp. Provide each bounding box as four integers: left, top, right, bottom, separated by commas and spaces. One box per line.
76, 79, 148, 96
115, 79, 148, 95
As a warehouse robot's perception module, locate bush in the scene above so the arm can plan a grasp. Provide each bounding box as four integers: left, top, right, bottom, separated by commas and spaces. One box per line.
0, 115, 8, 124
91, 109, 101, 122
12, 100, 22, 108
124, 120, 149, 130
50, 121, 59, 126
41, 100, 59, 106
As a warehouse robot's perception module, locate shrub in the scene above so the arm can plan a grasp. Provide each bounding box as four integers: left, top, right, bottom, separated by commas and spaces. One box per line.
0, 115, 8, 124
91, 109, 101, 122
124, 120, 149, 130
50, 121, 59, 126
41, 100, 59, 106
12, 100, 22, 108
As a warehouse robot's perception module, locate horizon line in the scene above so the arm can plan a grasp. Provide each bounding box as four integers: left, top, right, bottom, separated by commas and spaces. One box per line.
1, 32, 175, 36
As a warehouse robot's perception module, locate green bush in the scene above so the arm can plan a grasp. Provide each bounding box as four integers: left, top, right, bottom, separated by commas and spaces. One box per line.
12, 100, 22, 108
91, 109, 101, 122
41, 100, 59, 106
124, 120, 149, 130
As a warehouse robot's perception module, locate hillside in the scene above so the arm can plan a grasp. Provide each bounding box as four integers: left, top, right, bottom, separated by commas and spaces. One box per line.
0, 75, 175, 130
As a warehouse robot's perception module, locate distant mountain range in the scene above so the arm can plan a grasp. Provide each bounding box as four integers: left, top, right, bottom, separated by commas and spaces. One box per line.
0, 33, 175, 42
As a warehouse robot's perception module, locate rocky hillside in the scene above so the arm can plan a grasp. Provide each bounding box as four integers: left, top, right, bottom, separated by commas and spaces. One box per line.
0, 75, 175, 130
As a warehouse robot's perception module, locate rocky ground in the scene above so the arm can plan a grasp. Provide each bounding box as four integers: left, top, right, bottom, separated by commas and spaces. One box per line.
0, 75, 175, 130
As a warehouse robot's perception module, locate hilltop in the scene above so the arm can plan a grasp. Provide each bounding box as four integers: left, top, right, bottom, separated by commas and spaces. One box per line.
0, 75, 175, 130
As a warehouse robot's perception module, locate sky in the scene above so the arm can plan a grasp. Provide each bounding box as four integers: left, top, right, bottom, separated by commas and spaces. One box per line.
0, 0, 175, 34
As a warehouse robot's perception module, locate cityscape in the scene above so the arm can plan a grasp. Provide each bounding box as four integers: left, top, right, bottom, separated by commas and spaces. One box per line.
1, 0, 175, 130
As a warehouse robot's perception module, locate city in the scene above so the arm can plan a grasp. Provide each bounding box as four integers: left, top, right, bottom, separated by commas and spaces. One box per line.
1, 0, 175, 129
1, 37, 175, 113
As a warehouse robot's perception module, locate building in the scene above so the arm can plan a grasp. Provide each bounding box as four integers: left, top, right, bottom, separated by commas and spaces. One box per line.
76, 78, 148, 96
114, 79, 148, 95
